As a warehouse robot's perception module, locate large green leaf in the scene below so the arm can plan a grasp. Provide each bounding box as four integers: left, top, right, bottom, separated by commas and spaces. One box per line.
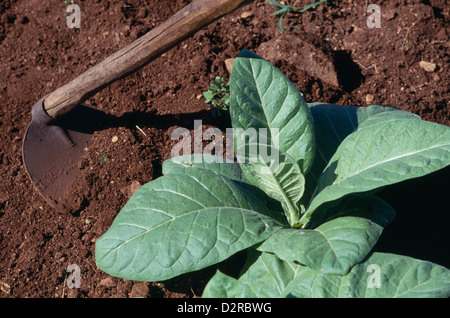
162, 154, 245, 182
303, 118, 450, 225
95, 167, 282, 282
203, 251, 450, 298
356, 107, 421, 130
163, 154, 287, 225
258, 216, 384, 274
287, 252, 450, 298
203, 249, 302, 298
304, 103, 420, 201
234, 143, 305, 225
319, 195, 396, 228
230, 50, 315, 174
307, 104, 417, 171
201, 271, 257, 298
230, 50, 314, 223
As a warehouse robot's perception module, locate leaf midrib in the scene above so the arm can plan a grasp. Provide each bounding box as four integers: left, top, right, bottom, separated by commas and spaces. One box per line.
341, 141, 450, 182
100, 206, 279, 260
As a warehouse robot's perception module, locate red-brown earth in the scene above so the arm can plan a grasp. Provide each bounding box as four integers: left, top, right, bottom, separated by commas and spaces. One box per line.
0, 0, 449, 298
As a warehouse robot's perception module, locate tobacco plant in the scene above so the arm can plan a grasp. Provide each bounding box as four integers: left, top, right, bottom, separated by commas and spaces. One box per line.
95, 50, 450, 298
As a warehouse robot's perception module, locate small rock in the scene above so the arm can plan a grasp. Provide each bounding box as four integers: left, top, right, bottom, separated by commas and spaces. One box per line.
136, 7, 148, 19
240, 11, 253, 19
365, 94, 374, 105
433, 73, 441, 81
383, 9, 397, 21
111, 136, 119, 143
419, 60, 436, 72
436, 28, 448, 42
120, 181, 142, 199
224, 58, 235, 74
99, 277, 115, 288
129, 282, 150, 298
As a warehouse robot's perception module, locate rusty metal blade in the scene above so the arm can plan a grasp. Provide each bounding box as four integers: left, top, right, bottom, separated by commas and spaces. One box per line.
23, 100, 108, 209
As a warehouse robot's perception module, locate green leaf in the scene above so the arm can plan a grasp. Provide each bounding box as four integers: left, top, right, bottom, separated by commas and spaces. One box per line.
204, 251, 450, 298
230, 50, 314, 224
266, 0, 286, 9
306, 104, 419, 176
204, 249, 302, 298
287, 252, 450, 298
230, 50, 315, 174
202, 271, 257, 298
304, 118, 450, 225
235, 143, 305, 226
203, 90, 213, 101
304, 103, 420, 202
163, 154, 287, 225
302, 1, 327, 12
95, 168, 282, 282
277, 12, 286, 33
356, 107, 421, 130
320, 195, 396, 228
258, 216, 384, 274
162, 154, 245, 182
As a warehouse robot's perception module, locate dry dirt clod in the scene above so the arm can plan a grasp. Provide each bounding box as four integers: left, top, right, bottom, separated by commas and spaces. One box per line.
120, 181, 142, 199
256, 34, 341, 88
419, 60, 437, 72
365, 94, 375, 105
240, 11, 253, 19
99, 277, 116, 288
224, 58, 235, 74
129, 282, 150, 298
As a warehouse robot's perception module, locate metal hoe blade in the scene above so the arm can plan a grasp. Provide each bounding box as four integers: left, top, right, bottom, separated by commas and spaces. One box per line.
22, 98, 107, 209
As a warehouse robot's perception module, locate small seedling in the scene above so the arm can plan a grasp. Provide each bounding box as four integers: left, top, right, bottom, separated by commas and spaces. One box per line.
96, 150, 110, 164
266, 0, 328, 33
203, 76, 230, 117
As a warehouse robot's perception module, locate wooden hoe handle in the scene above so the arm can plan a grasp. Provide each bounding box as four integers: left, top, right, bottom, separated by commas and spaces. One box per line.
43, 0, 254, 118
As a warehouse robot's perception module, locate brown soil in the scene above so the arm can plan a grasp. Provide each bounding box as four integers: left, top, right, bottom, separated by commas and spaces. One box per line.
0, 0, 449, 298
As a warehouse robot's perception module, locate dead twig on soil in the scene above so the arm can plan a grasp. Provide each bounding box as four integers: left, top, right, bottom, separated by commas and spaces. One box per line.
136, 125, 147, 137
353, 59, 378, 73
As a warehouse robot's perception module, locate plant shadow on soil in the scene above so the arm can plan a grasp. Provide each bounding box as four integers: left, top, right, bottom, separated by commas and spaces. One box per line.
375, 165, 450, 269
